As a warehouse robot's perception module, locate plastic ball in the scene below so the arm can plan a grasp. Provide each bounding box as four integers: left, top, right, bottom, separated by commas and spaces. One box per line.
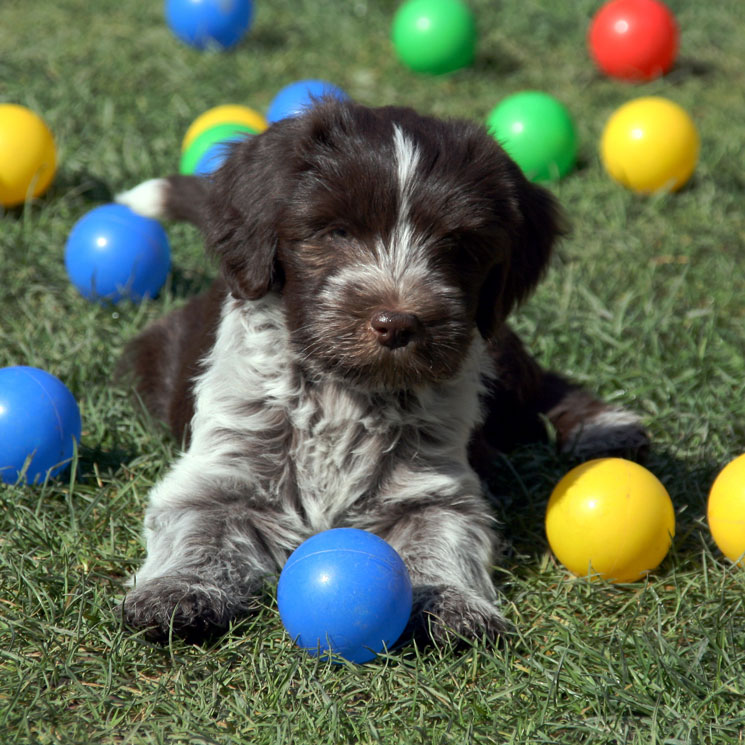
707, 454, 745, 566
192, 141, 235, 176
545, 458, 675, 583
277, 528, 413, 663
486, 91, 577, 182
0, 104, 57, 208
165, 0, 254, 50
600, 96, 699, 193
391, 0, 477, 75
588, 0, 678, 82
267, 80, 348, 124
65, 204, 171, 304
181, 104, 267, 151
179, 122, 254, 175
0, 366, 82, 485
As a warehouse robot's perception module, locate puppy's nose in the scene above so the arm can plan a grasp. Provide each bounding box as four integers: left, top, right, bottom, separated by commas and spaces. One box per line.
370, 311, 423, 349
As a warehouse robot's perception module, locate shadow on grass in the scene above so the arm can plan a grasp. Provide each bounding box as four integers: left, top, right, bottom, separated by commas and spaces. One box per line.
48, 170, 115, 206
245, 27, 290, 55
76, 443, 139, 480
0, 171, 111, 220
474, 47, 522, 77
667, 56, 717, 82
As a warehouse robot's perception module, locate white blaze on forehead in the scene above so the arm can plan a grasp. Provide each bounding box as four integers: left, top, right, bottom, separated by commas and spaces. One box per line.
393, 124, 420, 206
388, 125, 427, 281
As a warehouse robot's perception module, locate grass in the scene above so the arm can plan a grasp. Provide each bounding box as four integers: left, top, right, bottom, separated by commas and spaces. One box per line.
2, 0, 745, 742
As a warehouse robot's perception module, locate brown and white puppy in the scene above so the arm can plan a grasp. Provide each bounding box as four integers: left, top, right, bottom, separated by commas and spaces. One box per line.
116, 99, 647, 645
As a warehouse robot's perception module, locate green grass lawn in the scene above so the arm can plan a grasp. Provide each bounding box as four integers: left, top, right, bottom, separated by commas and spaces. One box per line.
2, 0, 745, 742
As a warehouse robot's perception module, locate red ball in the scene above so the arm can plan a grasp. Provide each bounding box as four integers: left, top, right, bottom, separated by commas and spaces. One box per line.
588, 0, 679, 81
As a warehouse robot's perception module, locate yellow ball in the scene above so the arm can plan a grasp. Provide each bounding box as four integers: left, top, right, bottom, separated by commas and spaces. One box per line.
0, 104, 57, 207
600, 96, 699, 193
707, 454, 745, 566
182, 105, 268, 152
546, 458, 675, 582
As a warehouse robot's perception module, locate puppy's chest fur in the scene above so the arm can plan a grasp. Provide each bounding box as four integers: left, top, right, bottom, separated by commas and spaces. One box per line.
191, 294, 493, 531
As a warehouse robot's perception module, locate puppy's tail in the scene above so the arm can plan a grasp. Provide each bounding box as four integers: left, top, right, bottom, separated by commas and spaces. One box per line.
115, 175, 208, 231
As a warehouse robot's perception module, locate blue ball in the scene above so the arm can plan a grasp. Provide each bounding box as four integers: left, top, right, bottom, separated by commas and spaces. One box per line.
165, 0, 254, 50
0, 366, 82, 485
266, 80, 348, 124
277, 528, 412, 663
193, 135, 246, 177
65, 204, 171, 304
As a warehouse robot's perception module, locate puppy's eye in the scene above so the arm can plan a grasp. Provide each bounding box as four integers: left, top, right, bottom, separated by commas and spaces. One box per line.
329, 228, 349, 239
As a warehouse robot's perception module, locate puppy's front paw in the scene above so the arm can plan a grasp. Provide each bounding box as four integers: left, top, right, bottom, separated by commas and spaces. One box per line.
409, 586, 508, 648
120, 576, 239, 643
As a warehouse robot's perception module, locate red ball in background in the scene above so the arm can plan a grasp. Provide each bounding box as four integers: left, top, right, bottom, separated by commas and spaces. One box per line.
588, 0, 679, 81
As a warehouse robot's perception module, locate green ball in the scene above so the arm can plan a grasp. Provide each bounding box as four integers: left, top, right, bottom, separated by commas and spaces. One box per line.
392, 0, 477, 75
485, 91, 577, 182
179, 121, 256, 175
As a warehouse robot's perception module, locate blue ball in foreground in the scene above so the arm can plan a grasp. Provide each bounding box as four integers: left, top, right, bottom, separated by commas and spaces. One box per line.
0, 366, 82, 485
65, 204, 171, 304
278, 528, 413, 663
165, 0, 254, 50
267, 80, 348, 123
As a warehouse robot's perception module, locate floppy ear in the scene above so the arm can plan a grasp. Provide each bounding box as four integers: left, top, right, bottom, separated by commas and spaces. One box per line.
206, 120, 300, 300
476, 171, 565, 338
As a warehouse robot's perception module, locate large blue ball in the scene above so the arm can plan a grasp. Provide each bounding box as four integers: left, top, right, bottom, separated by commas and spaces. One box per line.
0, 366, 82, 485
266, 80, 348, 124
165, 0, 254, 50
277, 528, 412, 663
65, 204, 171, 304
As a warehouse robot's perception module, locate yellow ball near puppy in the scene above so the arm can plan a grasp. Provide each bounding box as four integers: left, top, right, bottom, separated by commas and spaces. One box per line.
707, 454, 745, 565
546, 458, 675, 582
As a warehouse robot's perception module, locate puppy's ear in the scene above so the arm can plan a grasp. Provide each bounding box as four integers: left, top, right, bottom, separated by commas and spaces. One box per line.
476, 173, 564, 338
206, 121, 299, 300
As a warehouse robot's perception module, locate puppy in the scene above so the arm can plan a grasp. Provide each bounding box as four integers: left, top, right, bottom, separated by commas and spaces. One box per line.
116, 99, 647, 645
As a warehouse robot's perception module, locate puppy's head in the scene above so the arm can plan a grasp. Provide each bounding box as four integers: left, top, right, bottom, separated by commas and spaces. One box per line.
207, 100, 563, 391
